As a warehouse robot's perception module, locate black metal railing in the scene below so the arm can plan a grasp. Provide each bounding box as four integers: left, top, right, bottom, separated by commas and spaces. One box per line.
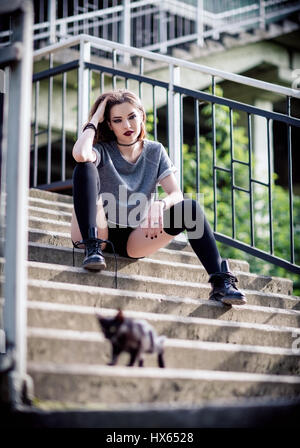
31, 59, 300, 274
31, 59, 79, 191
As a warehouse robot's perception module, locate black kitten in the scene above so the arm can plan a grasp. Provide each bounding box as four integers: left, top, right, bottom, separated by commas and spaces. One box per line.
97, 310, 166, 368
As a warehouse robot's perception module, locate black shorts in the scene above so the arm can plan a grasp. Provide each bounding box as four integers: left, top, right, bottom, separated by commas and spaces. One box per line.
103, 224, 144, 259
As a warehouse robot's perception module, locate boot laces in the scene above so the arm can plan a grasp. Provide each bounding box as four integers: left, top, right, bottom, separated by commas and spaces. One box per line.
72, 237, 118, 289
223, 274, 238, 290
85, 238, 103, 257
209, 272, 238, 289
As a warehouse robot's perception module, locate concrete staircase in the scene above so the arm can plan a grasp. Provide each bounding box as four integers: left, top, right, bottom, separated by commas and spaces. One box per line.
171, 19, 300, 62
10, 188, 300, 425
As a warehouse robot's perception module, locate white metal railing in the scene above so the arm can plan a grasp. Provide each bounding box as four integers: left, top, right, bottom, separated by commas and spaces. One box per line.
33, 33, 300, 99
1, 0, 300, 53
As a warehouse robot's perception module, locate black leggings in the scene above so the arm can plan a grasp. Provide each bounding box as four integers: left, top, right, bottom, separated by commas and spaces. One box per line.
73, 162, 222, 274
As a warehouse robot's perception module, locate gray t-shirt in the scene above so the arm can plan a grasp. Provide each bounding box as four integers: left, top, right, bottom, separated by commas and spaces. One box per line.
93, 139, 177, 227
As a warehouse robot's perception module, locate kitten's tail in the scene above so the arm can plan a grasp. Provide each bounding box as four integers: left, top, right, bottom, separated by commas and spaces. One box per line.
156, 335, 166, 354
157, 336, 166, 368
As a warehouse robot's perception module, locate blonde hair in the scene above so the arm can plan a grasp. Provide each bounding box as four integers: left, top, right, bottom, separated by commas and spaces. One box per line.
86, 89, 147, 143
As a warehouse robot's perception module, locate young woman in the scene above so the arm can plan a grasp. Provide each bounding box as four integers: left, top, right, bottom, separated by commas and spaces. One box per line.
71, 89, 246, 305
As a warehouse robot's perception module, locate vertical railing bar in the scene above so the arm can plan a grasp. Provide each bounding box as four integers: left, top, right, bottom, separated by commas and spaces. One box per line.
100, 71, 104, 94
229, 107, 236, 239
194, 98, 200, 195
145, 4, 151, 46
113, 0, 118, 42
166, 87, 169, 154
139, 56, 144, 99
78, 40, 91, 136
76, 63, 79, 136
103, 0, 108, 40
168, 64, 181, 190
196, 0, 204, 47
47, 53, 53, 185
122, 0, 131, 65
152, 84, 157, 141
88, 68, 92, 111
287, 96, 295, 264
267, 117, 274, 255
137, 3, 142, 47
112, 49, 117, 89
211, 75, 217, 231
61, 71, 67, 182
153, 5, 158, 46
248, 113, 255, 247
125, 77, 129, 90
48, 0, 56, 45
180, 93, 183, 192
93, 0, 97, 36
33, 81, 39, 187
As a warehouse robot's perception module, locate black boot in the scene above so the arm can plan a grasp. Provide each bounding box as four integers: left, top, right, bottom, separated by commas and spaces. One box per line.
81, 227, 106, 271
208, 259, 246, 305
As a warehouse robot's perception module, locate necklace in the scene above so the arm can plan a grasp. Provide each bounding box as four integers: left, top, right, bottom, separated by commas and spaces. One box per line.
116, 138, 139, 147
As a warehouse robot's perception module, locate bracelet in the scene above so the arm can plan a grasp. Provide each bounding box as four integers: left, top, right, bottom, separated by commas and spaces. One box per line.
158, 199, 167, 210
83, 122, 97, 133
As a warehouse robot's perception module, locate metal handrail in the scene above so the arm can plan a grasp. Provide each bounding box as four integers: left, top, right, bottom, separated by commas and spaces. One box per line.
33, 34, 300, 99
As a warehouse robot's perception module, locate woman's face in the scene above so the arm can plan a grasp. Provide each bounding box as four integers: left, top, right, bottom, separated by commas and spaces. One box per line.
108, 102, 143, 145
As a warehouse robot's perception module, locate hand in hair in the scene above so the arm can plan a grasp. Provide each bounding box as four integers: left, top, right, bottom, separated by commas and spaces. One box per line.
92, 95, 111, 124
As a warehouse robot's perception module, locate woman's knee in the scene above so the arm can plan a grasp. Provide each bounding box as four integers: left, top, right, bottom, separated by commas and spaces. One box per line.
164, 198, 204, 236
126, 228, 174, 258
73, 161, 99, 185
182, 199, 205, 238
164, 199, 198, 235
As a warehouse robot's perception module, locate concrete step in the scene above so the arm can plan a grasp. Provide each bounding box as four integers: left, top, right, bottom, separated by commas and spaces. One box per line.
29, 197, 73, 213
3, 396, 300, 428
29, 188, 73, 204
28, 239, 250, 272
27, 241, 250, 286
24, 259, 294, 299
28, 361, 300, 405
27, 279, 300, 327
29, 217, 71, 234
28, 206, 72, 222
27, 302, 300, 349
27, 327, 300, 375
